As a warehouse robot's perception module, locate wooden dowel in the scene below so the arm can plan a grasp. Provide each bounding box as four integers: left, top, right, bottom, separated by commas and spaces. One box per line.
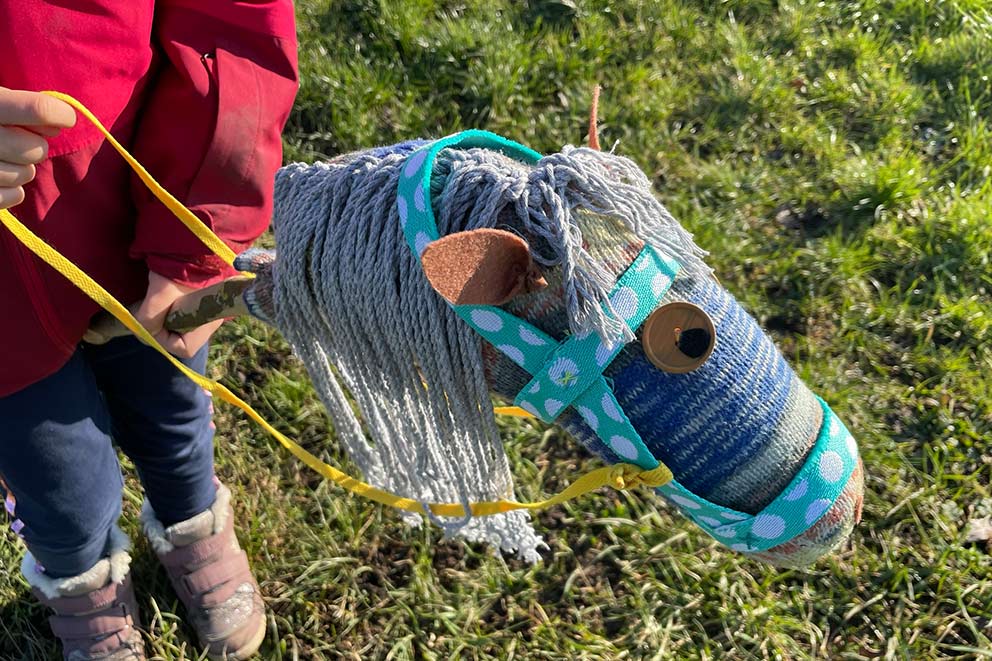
82, 276, 254, 345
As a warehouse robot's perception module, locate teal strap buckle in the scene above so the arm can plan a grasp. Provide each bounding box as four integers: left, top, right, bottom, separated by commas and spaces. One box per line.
514, 245, 680, 423
459, 306, 660, 469
456, 258, 672, 470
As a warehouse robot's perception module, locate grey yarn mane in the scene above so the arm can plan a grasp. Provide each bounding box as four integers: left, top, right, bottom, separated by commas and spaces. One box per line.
269, 144, 710, 560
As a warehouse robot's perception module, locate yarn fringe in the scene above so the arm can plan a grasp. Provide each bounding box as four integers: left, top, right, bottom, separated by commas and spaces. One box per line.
268, 142, 705, 560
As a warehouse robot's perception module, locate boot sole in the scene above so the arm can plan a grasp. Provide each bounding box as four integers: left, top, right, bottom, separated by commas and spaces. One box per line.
207, 615, 266, 661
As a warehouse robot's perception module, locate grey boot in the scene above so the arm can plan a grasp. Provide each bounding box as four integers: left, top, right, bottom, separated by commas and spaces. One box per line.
142, 483, 265, 660
22, 526, 146, 661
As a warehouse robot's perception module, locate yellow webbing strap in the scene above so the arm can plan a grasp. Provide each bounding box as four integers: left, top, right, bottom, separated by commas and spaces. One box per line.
42, 91, 244, 269
0, 91, 673, 518
492, 405, 537, 418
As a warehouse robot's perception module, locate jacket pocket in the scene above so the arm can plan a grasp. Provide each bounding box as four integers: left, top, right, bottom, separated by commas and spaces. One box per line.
186, 44, 263, 212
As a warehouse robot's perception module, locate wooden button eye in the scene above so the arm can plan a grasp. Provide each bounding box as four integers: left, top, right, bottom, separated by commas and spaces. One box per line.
641, 302, 716, 374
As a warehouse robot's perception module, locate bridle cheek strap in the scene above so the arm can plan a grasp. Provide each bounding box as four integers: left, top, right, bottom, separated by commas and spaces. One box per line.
397, 130, 674, 477
460, 243, 678, 473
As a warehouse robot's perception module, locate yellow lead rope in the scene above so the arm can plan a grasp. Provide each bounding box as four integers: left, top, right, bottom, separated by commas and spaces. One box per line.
43, 91, 244, 269
0, 91, 672, 519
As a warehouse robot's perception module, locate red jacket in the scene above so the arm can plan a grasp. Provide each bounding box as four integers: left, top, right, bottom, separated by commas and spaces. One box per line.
0, 1, 299, 396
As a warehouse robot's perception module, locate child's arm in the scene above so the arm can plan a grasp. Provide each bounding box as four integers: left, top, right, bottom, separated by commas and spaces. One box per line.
0, 88, 75, 209
128, 1, 299, 357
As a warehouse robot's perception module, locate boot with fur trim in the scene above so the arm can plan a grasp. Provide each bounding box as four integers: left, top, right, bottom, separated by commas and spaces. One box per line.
141, 483, 265, 660
22, 525, 146, 661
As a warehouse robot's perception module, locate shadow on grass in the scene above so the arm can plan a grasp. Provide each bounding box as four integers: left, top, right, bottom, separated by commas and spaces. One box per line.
0, 590, 60, 660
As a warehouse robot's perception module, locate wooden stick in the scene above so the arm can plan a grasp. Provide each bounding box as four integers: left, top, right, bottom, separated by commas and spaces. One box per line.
83, 276, 254, 345
588, 84, 601, 151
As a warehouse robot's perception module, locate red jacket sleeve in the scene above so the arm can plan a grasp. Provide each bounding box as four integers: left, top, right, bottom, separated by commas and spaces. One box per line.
128, 0, 299, 287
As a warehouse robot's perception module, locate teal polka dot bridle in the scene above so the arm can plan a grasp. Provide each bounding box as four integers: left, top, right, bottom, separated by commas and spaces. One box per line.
396, 131, 858, 552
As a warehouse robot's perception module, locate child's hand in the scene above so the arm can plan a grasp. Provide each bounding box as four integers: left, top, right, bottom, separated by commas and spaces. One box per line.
135, 272, 225, 359
0, 87, 76, 209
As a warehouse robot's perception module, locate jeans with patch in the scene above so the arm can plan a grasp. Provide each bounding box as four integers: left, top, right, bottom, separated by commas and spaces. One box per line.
0, 336, 216, 578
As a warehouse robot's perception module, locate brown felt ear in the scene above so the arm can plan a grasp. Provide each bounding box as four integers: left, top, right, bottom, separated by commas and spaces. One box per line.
421, 228, 547, 306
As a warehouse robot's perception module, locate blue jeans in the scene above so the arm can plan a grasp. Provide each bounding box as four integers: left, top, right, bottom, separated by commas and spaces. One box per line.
0, 336, 216, 578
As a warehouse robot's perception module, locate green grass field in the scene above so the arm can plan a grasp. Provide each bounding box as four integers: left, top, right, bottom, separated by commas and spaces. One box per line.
3, 1, 991, 658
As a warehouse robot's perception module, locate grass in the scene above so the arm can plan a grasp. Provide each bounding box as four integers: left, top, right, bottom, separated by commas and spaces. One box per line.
3, 0, 992, 658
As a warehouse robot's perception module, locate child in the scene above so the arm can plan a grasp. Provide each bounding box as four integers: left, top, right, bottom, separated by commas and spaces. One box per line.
0, 2, 298, 659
